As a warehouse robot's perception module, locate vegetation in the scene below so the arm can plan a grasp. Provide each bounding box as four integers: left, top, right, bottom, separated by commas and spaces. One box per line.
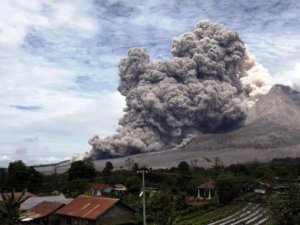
178, 202, 243, 225
268, 186, 300, 225
67, 160, 96, 181
0, 157, 299, 224
103, 161, 114, 176
216, 179, 242, 205
1, 160, 43, 192
0, 189, 29, 225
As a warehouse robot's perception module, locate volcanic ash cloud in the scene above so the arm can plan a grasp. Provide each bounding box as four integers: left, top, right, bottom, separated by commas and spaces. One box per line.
88, 21, 272, 159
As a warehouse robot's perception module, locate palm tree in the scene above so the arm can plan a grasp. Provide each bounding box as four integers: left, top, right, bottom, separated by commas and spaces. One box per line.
0, 189, 29, 225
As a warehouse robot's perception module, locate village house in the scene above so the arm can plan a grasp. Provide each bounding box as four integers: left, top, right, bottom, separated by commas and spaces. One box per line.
254, 182, 272, 195
88, 183, 113, 196
21, 194, 73, 211
20, 201, 65, 224
56, 195, 135, 225
197, 180, 216, 200
114, 184, 127, 195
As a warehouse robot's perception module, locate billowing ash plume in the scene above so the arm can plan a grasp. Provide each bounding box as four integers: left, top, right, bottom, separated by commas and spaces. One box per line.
88, 21, 272, 159
240, 48, 273, 108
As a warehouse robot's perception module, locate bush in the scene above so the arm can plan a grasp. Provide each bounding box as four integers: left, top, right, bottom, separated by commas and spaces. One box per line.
268, 187, 300, 225
216, 179, 241, 205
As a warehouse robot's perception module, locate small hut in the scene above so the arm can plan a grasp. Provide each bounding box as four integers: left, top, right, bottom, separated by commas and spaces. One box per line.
197, 180, 216, 200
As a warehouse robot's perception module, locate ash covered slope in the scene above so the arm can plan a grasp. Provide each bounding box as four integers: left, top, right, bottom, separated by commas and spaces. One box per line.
183, 84, 300, 152
246, 84, 300, 128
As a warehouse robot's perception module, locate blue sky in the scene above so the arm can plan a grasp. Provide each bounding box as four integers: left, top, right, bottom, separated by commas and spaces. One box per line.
0, 0, 300, 166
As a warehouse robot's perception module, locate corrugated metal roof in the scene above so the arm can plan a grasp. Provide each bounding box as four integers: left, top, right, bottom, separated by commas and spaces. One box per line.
20, 201, 64, 221
21, 194, 73, 210
56, 195, 119, 220
88, 183, 109, 190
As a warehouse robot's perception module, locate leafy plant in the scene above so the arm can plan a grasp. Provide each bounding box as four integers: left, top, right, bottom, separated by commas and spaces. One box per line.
0, 189, 29, 225
268, 186, 300, 225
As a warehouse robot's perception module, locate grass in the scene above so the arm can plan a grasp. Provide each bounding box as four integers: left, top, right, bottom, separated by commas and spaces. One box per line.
264, 218, 277, 225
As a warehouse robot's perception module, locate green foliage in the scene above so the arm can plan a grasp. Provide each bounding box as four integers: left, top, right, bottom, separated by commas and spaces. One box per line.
216, 179, 241, 205
131, 163, 140, 172
67, 161, 96, 181
62, 179, 88, 198
254, 166, 275, 179
270, 157, 300, 177
178, 202, 243, 225
0, 168, 6, 187
125, 176, 141, 193
228, 164, 251, 177
0, 189, 29, 225
177, 161, 190, 173
186, 179, 202, 195
146, 191, 186, 224
6, 161, 30, 191
5, 160, 43, 193
268, 186, 300, 225
39, 173, 67, 195
103, 161, 114, 177
27, 167, 43, 193
239, 192, 267, 203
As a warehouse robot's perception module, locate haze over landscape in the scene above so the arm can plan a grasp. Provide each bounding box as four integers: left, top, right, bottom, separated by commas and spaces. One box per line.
1, 0, 300, 167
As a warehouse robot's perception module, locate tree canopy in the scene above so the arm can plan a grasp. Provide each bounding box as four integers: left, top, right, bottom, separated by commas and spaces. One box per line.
67, 161, 96, 181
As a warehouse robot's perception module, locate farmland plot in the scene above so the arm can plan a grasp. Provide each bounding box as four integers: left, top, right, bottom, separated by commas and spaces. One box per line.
207, 203, 269, 225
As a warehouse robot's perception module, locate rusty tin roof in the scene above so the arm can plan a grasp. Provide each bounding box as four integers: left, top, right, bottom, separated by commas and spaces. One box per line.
56, 195, 119, 220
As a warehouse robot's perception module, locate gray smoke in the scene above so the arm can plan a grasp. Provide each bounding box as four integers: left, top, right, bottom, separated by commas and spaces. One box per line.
88, 21, 271, 159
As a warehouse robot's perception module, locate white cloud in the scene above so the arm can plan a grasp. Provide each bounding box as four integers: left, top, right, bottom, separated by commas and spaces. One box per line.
0, 155, 11, 161
0, 0, 124, 166
0, 155, 12, 167
0, 0, 98, 47
0, 89, 125, 166
274, 62, 300, 88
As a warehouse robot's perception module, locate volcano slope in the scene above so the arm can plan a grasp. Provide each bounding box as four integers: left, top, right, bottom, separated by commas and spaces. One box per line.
92, 84, 300, 170
184, 84, 300, 152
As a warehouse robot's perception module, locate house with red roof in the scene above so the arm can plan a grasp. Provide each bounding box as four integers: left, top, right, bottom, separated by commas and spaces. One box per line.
20, 201, 65, 224
20, 194, 73, 211
56, 195, 135, 225
88, 183, 113, 197
197, 180, 216, 200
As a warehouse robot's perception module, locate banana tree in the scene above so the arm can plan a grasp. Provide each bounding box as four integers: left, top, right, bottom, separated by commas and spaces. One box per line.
0, 189, 29, 225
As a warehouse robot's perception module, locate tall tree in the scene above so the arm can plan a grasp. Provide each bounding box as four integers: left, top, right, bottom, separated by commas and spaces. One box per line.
67, 161, 96, 181
102, 161, 114, 176
6, 161, 30, 191
177, 161, 190, 173
5, 161, 43, 193
27, 167, 43, 193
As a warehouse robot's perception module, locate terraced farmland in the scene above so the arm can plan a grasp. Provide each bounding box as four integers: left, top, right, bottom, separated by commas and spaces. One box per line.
207, 203, 269, 225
